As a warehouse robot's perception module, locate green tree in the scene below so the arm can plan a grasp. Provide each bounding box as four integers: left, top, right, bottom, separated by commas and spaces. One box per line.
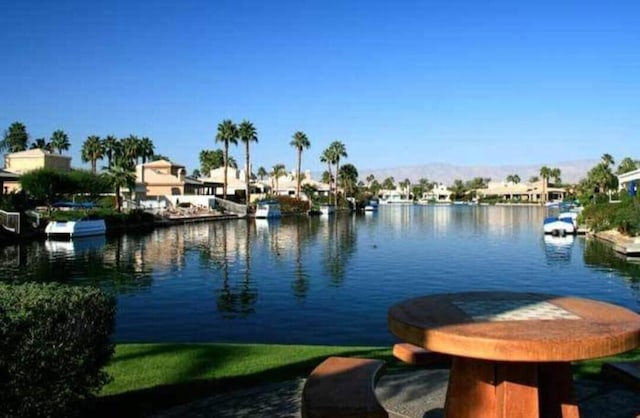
381, 176, 395, 190
529, 176, 539, 183
191, 169, 202, 178
50, 129, 70, 154
199, 149, 235, 175
121, 135, 140, 166
320, 149, 336, 204
328, 141, 347, 205
506, 174, 521, 184
1, 122, 29, 153
550, 168, 562, 184
365, 174, 375, 188
290, 131, 310, 200
238, 120, 258, 204
81, 135, 104, 174
270, 163, 286, 194
215, 119, 238, 200
257, 166, 267, 180
338, 163, 359, 198
107, 161, 136, 212
399, 178, 412, 196
450, 179, 466, 200
29, 137, 52, 152
138, 137, 155, 164
19, 168, 73, 206
370, 179, 381, 196
617, 157, 640, 175
102, 135, 120, 169
539, 166, 552, 203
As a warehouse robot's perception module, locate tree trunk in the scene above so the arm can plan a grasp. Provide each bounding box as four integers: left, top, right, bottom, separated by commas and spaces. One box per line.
223, 143, 228, 200
245, 143, 250, 205
296, 149, 302, 199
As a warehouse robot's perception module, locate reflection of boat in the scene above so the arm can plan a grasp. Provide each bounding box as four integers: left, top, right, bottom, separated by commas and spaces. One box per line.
319, 204, 336, 216
45, 219, 106, 239
45, 236, 107, 254
543, 234, 575, 263
255, 201, 281, 218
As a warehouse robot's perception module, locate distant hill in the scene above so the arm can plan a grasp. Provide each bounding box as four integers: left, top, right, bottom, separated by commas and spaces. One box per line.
359, 160, 598, 186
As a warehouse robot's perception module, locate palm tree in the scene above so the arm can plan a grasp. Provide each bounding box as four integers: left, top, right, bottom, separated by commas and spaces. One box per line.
320, 149, 335, 205
270, 163, 286, 195
601, 153, 615, 168
328, 141, 347, 205
238, 120, 258, 204
49, 129, 70, 154
138, 137, 155, 163
539, 166, 551, 203
338, 164, 358, 198
366, 174, 375, 188
108, 160, 136, 212
506, 174, 520, 184
257, 166, 268, 181
1, 122, 29, 153
81, 135, 104, 174
290, 131, 310, 200
550, 168, 562, 184
102, 135, 120, 169
30, 138, 52, 152
122, 135, 140, 166
215, 119, 238, 200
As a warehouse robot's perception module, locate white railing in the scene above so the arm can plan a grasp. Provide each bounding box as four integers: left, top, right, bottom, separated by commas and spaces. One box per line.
0, 209, 20, 234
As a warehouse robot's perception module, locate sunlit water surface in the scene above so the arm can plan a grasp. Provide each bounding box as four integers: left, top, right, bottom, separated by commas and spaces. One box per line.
1, 205, 639, 345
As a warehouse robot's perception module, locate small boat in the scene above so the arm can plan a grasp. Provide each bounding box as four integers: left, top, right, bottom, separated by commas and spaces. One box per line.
379, 192, 413, 205
364, 200, 379, 212
45, 219, 106, 239
543, 216, 576, 236
255, 201, 281, 219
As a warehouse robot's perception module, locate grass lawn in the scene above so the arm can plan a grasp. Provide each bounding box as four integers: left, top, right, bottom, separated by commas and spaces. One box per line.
93, 343, 640, 417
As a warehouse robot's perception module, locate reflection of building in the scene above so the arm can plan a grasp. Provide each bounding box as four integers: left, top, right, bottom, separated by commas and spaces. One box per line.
2, 149, 72, 192
478, 181, 565, 202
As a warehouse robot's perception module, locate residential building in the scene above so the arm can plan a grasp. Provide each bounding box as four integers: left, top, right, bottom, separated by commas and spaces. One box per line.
2, 149, 72, 192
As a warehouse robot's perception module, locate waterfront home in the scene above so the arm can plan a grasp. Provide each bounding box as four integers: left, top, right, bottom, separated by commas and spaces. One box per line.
378, 189, 414, 204
418, 183, 452, 204
477, 180, 566, 203
618, 168, 640, 196
256, 170, 331, 201
2, 149, 71, 192
135, 160, 220, 197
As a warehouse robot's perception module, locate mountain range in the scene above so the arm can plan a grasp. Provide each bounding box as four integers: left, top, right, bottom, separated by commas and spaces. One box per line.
359, 159, 599, 186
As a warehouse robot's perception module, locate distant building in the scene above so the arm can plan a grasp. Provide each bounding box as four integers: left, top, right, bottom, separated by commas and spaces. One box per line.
135, 159, 219, 198
420, 184, 452, 203
261, 170, 331, 200
2, 149, 72, 193
477, 180, 565, 202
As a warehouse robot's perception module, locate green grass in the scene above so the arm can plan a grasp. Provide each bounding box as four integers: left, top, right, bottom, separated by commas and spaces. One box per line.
93, 343, 640, 417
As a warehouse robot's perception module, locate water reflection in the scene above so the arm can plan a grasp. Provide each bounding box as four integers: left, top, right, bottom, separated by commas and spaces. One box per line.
542, 235, 575, 264
1, 207, 640, 343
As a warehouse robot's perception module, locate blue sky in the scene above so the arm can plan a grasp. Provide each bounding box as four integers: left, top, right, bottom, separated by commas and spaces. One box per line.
1, 0, 638, 176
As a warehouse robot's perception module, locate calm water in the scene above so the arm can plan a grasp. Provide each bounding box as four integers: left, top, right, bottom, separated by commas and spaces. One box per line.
1, 205, 639, 346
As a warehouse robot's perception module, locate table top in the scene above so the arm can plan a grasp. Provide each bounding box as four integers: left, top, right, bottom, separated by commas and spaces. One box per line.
387, 291, 640, 362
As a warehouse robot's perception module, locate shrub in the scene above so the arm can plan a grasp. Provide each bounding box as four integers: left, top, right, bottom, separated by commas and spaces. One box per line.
0, 283, 116, 418
580, 195, 640, 235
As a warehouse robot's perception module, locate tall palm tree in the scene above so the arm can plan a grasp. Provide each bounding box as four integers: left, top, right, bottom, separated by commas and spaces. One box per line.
238, 120, 258, 204
328, 141, 347, 205
290, 131, 310, 199
257, 166, 267, 181
50, 129, 70, 154
320, 148, 336, 205
102, 135, 120, 169
539, 166, 551, 203
122, 135, 140, 166
81, 135, 104, 174
138, 137, 155, 164
271, 163, 286, 195
1, 122, 29, 153
108, 160, 136, 212
550, 168, 562, 184
215, 119, 238, 200
601, 153, 615, 168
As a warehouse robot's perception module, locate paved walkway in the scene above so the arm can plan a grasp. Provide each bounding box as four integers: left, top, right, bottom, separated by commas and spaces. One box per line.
153, 368, 640, 418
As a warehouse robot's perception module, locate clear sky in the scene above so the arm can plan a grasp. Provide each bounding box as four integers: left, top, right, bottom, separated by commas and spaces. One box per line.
1, 0, 638, 176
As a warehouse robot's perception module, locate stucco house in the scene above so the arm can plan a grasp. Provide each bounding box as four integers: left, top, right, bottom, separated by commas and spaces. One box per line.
477, 180, 566, 202
2, 149, 72, 192
618, 168, 640, 196
135, 159, 220, 198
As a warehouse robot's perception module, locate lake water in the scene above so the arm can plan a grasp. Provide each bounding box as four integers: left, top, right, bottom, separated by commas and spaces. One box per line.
1, 205, 639, 346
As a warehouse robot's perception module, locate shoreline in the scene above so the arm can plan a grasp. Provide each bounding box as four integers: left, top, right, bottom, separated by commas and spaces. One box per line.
593, 230, 640, 257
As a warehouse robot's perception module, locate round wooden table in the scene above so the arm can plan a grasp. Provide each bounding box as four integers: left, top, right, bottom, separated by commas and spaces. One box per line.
387, 291, 640, 418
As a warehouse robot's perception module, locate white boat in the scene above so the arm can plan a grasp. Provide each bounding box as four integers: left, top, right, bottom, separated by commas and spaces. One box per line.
44, 219, 106, 239
379, 192, 413, 205
319, 204, 336, 215
364, 200, 378, 212
255, 201, 281, 218
543, 216, 576, 236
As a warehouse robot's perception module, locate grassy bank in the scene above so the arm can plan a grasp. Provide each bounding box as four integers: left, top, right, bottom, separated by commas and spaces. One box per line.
95, 343, 640, 417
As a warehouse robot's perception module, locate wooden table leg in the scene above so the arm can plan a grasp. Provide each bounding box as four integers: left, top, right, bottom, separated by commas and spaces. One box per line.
444, 358, 579, 418
538, 362, 580, 418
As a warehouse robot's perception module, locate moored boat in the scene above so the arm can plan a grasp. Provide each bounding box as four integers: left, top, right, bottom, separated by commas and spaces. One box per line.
319, 204, 336, 216
45, 219, 106, 239
543, 216, 576, 236
255, 201, 281, 218
364, 200, 379, 212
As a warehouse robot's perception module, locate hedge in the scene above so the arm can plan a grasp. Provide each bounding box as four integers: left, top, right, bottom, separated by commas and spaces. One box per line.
0, 283, 116, 418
